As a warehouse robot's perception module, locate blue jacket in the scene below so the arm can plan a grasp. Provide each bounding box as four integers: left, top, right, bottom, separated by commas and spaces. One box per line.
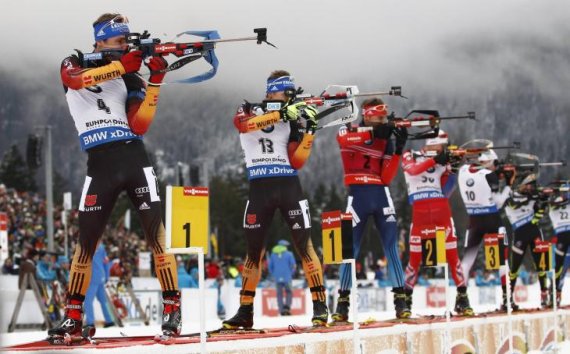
178, 266, 195, 288
268, 245, 295, 283
36, 260, 57, 281
90, 244, 110, 285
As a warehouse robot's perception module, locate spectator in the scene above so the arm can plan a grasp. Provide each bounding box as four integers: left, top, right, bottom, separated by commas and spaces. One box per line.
189, 268, 199, 288
56, 255, 70, 285
211, 274, 226, 319
84, 243, 114, 328
36, 251, 57, 282
355, 261, 367, 280
375, 259, 390, 288
177, 256, 194, 289
268, 240, 296, 316
206, 259, 221, 279
2, 257, 16, 275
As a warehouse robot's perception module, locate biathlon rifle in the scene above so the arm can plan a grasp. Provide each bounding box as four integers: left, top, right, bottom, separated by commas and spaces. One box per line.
294, 85, 406, 129
387, 110, 476, 139
79, 28, 275, 83
447, 141, 521, 158
524, 185, 570, 203
500, 153, 566, 188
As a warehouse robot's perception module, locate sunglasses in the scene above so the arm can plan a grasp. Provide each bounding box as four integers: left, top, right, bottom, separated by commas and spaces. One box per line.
362, 104, 388, 117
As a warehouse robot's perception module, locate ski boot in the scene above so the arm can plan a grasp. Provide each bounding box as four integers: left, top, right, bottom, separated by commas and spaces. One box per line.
222, 304, 254, 329
454, 288, 474, 316
501, 292, 519, 312
331, 290, 350, 324
501, 285, 519, 312
311, 300, 329, 327
47, 300, 84, 345
154, 292, 182, 344
404, 288, 414, 310
393, 287, 411, 319
541, 290, 551, 308
281, 305, 291, 316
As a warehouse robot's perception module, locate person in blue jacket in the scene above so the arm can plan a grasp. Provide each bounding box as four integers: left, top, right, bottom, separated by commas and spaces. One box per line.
36, 252, 57, 282
177, 256, 194, 288
268, 240, 296, 315
84, 243, 114, 328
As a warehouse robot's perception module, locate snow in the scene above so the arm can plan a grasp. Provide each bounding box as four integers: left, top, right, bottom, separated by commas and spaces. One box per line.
2, 306, 569, 354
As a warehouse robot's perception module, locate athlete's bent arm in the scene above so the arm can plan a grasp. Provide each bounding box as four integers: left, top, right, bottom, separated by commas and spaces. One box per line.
380, 141, 400, 185
401, 151, 436, 176
60, 51, 142, 90
289, 133, 315, 170
126, 57, 167, 135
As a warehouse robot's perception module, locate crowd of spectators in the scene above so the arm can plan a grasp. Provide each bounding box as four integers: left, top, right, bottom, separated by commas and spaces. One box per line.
1, 183, 541, 292
0, 183, 145, 283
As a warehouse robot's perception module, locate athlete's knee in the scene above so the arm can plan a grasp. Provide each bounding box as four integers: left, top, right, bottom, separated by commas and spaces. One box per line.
77, 237, 98, 259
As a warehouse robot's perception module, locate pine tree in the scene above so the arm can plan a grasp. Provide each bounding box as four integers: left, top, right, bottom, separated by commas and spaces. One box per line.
0, 144, 37, 192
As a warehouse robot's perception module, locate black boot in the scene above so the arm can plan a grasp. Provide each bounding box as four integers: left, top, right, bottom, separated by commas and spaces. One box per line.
501, 285, 519, 312
160, 292, 182, 337
311, 300, 329, 326
404, 288, 414, 311
331, 290, 350, 323
393, 287, 411, 319
47, 300, 83, 341
454, 287, 474, 316
541, 290, 551, 308
222, 304, 254, 329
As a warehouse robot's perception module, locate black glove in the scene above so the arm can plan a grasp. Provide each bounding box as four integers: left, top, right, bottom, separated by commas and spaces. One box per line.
433, 150, 449, 165
305, 119, 317, 134
449, 155, 463, 173
372, 125, 392, 140
392, 127, 408, 155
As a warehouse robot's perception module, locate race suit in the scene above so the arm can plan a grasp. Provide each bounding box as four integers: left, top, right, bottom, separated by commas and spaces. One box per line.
336, 124, 405, 290
549, 200, 570, 291
458, 164, 511, 283
60, 53, 178, 303
504, 193, 547, 293
233, 103, 326, 305
402, 150, 466, 289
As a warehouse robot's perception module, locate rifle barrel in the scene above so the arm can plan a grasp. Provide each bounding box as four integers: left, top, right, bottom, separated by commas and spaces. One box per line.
354, 91, 397, 97
518, 162, 565, 167
200, 35, 258, 44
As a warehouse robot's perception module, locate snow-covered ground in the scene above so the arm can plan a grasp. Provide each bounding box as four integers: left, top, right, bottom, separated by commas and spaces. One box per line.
2, 305, 569, 354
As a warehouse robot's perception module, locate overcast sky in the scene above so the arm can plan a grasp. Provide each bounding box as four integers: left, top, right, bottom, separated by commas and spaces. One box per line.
2, 0, 569, 101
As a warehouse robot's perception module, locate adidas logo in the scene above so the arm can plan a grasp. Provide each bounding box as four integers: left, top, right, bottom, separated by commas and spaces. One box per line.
139, 202, 150, 210
386, 215, 396, 223
292, 223, 301, 230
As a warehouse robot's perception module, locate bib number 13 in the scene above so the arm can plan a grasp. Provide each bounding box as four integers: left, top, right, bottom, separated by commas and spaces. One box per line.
258, 138, 274, 153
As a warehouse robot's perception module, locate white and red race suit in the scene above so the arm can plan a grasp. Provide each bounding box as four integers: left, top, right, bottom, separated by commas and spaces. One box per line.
402, 150, 466, 289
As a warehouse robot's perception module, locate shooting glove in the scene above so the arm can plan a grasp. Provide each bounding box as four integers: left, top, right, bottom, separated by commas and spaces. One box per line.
393, 127, 408, 155
302, 106, 319, 134
282, 101, 308, 121
449, 155, 463, 173
147, 57, 168, 84
120, 50, 143, 74
433, 150, 450, 165
531, 209, 545, 225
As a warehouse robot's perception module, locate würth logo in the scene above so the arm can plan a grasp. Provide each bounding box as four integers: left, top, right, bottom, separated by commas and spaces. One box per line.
84, 195, 97, 207
246, 214, 257, 224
